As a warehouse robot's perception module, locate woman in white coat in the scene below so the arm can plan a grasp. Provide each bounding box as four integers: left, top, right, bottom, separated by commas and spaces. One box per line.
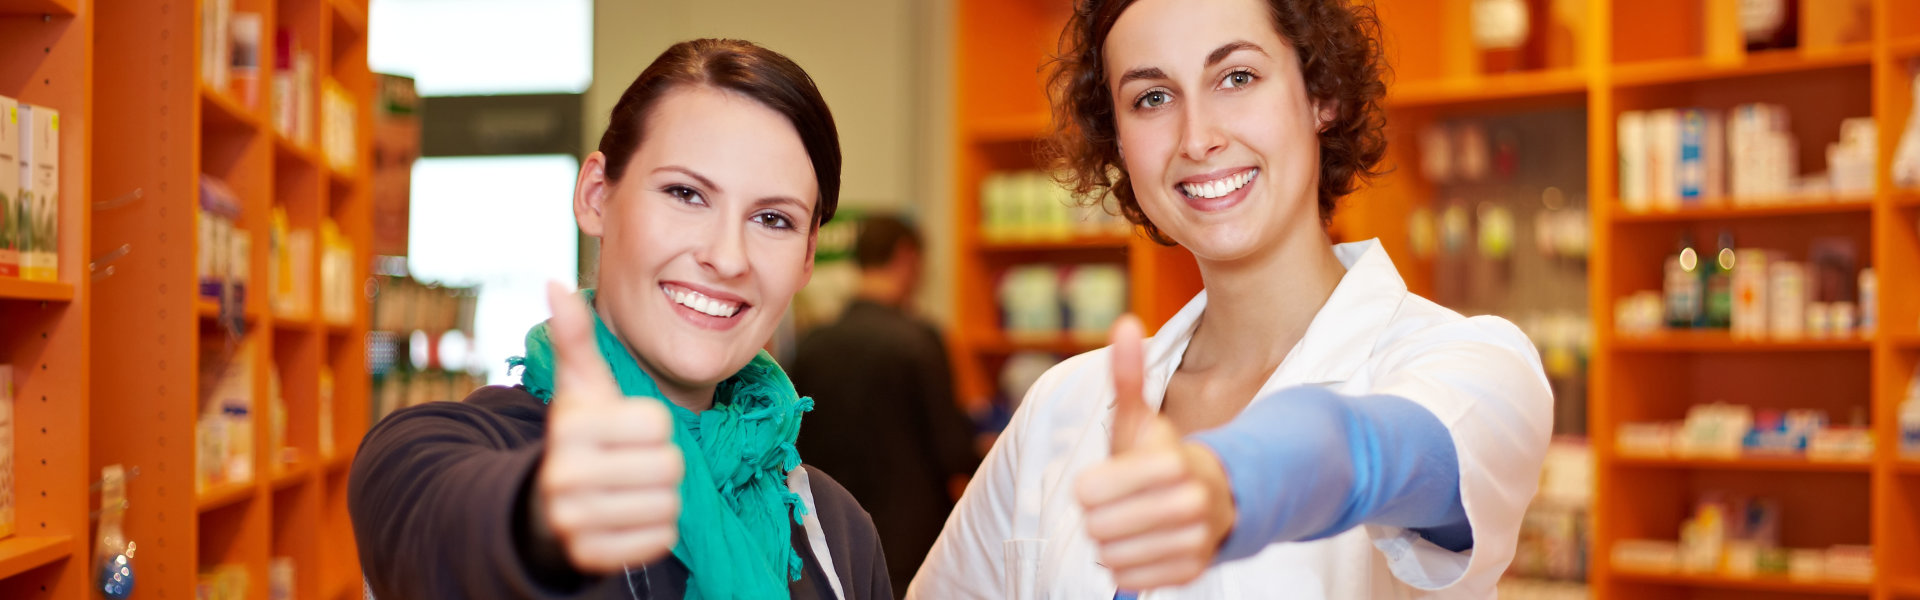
909, 0, 1554, 597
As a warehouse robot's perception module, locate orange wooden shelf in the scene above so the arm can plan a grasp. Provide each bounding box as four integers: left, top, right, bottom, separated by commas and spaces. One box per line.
273, 130, 322, 168
970, 331, 1102, 356
272, 462, 313, 491
328, 0, 368, 40
1892, 332, 1920, 349
1611, 569, 1871, 594
272, 312, 319, 331
0, 0, 77, 16
197, 479, 259, 513
977, 234, 1133, 252
1611, 197, 1874, 223
0, 278, 74, 302
326, 452, 354, 473
1612, 45, 1873, 88
1612, 455, 1871, 473
1387, 68, 1588, 107
328, 162, 358, 191
1612, 330, 1872, 352
1894, 36, 1920, 60
1891, 579, 1920, 598
0, 535, 74, 581
1895, 189, 1920, 208
198, 298, 262, 323
966, 112, 1049, 144
201, 84, 264, 133
1896, 461, 1920, 475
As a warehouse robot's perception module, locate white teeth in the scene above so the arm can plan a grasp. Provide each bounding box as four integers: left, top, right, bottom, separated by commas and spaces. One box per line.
1180, 169, 1257, 200
663, 286, 741, 318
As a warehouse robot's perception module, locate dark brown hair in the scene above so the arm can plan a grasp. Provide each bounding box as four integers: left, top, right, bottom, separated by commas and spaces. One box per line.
1045, 0, 1389, 245
598, 38, 842, 227
852, 215, 923, 269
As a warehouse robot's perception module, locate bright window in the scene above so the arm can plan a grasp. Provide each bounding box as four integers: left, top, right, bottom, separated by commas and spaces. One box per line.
408, 155, 581, 384
369, 0, 592, 96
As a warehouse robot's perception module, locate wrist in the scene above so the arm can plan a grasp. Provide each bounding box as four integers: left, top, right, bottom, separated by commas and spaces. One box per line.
1183, 441, 1237, 554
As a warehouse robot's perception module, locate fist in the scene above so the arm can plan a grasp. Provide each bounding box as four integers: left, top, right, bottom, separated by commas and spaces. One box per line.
537, 282, 684, 574
1075, 316, 1236, 591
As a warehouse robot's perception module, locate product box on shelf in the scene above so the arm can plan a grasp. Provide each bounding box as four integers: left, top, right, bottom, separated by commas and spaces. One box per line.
0, 95, 19, 278
18, 105, 58, 282
229, 12, 262, 108
0, 364, 15, 539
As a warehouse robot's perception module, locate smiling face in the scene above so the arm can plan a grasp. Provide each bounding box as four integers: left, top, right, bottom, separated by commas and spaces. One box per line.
575, 84, 817, 396
1105, 0, 1331, 264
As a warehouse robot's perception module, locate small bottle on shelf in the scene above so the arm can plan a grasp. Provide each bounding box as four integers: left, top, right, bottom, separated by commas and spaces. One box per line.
1703, 231, 1735, 329
1664, 233, 1703, 329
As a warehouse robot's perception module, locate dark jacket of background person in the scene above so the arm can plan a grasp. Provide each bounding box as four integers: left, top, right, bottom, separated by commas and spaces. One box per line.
787, 216, 981, 592
348, 384, 894, 599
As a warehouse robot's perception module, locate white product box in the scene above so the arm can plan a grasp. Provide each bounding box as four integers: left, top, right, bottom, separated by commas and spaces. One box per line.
1617, 110, 1648, 212
0, 96, 19, 278
1646, 109, 1680, 210
1731, 249, 1770, 339
1769, 260, 1807, 339
17, 106, 57, 282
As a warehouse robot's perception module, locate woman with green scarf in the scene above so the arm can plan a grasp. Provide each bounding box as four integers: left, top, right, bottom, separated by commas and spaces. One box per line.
348, 39, 890, 599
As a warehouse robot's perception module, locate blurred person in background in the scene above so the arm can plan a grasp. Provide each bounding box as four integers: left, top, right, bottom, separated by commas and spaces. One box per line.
790, 215, 982, 593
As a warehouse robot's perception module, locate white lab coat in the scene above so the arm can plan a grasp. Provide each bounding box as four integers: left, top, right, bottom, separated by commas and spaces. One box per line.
909, 240, 1553, 599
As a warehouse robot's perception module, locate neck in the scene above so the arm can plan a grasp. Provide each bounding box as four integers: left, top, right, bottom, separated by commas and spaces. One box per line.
1184, 227, 1347, 373
592, 297, 718, 413
855, 271, 906, 308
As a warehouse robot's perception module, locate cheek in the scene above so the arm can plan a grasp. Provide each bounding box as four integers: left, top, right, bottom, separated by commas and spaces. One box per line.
751, 238, 814, 297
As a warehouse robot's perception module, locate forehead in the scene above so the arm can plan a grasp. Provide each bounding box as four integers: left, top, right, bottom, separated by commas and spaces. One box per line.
633, 85, 818, 204
1105, 0, 1288, 76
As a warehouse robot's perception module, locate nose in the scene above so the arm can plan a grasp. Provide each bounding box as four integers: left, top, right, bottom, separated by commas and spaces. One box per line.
1178, 98, 1227, 162
694, 219, 750, 280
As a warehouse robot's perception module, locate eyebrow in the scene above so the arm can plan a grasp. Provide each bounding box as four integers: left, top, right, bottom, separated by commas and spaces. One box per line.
1114, 41, 1269, 89
654, 165, 720, 193
753, 195, 813, 216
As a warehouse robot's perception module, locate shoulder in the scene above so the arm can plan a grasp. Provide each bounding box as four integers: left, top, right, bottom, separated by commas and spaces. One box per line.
363, 385, 549, 448
800, 465, 879, 539
1377, 293, 1541, 367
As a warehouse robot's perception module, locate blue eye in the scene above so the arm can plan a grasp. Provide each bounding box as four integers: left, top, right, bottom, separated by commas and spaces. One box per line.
665, 184, 706, 206
1135, 90, 1172, 109
753, 211, 796, 231
1222, 69, 1255, 89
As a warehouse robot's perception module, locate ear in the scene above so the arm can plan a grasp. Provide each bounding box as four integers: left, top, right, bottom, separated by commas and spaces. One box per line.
574, 151, 613, 238
1314, 99, 1338, 133
800, 228, 818, 287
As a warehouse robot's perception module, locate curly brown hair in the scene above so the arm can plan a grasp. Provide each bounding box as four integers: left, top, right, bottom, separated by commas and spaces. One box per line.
1044, 0, 1390, 245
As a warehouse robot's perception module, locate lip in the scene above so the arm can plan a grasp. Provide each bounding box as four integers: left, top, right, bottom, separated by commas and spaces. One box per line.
1174, 167, 1258, 213
659, 281, 752, 331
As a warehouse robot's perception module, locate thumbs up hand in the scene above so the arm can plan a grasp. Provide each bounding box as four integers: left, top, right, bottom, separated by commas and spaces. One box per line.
1074, 316, 1237, 591
536, 282, 684, 573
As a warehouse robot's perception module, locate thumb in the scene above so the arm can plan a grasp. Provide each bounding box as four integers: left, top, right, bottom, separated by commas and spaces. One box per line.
1108, 315, 1152, 455
545, 281, 623, 410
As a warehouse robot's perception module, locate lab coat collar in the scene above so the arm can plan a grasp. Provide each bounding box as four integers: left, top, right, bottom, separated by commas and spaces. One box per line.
1142, 239, 1408, 401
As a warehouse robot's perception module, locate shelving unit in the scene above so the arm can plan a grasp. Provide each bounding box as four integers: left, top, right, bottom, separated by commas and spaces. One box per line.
950, 0, 1205, 407
0, 0, 92, 596
1350, 1, 1920, 599
27, 2, 377, 600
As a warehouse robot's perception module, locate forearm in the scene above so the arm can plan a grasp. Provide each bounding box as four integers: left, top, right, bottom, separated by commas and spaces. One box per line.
1190, 386, 1470, 563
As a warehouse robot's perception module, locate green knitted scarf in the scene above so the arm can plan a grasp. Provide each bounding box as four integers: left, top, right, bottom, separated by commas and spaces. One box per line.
510, 289, 812, 598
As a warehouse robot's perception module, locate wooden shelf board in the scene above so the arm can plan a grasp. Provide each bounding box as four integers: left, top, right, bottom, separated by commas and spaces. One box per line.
201, 85, 263, 133
971, 332, 1102, 356
0, 278, 74, 302
1387, 68, 1588, 108
1611, 330, 1872, 352
329, 0, 368, 42
272, 463, 313, 491
328, 163, 358, 191
1896, 460, 1920, 475
198, 298, 262, 323
0, 535, 73, 581
273, 131, 322, 168
1892, 332, 1920, 349
977, 234, 1133, 252
326, 452, 354, 473
1895, 189, 1920, 208
0, 0, 77, 16
1893, 36, 1920, 60
967, 112, 1049, 144
1612, 455, 1870, 473
1611, 45, 1873, 88
1611, 197, 1874, 223
273, 313, 319, 331
1611, 569, 1870, 594
197, 480, 259, 513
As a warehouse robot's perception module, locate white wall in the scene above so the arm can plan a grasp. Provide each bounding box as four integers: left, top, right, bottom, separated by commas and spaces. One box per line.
588, 0, 956, 325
